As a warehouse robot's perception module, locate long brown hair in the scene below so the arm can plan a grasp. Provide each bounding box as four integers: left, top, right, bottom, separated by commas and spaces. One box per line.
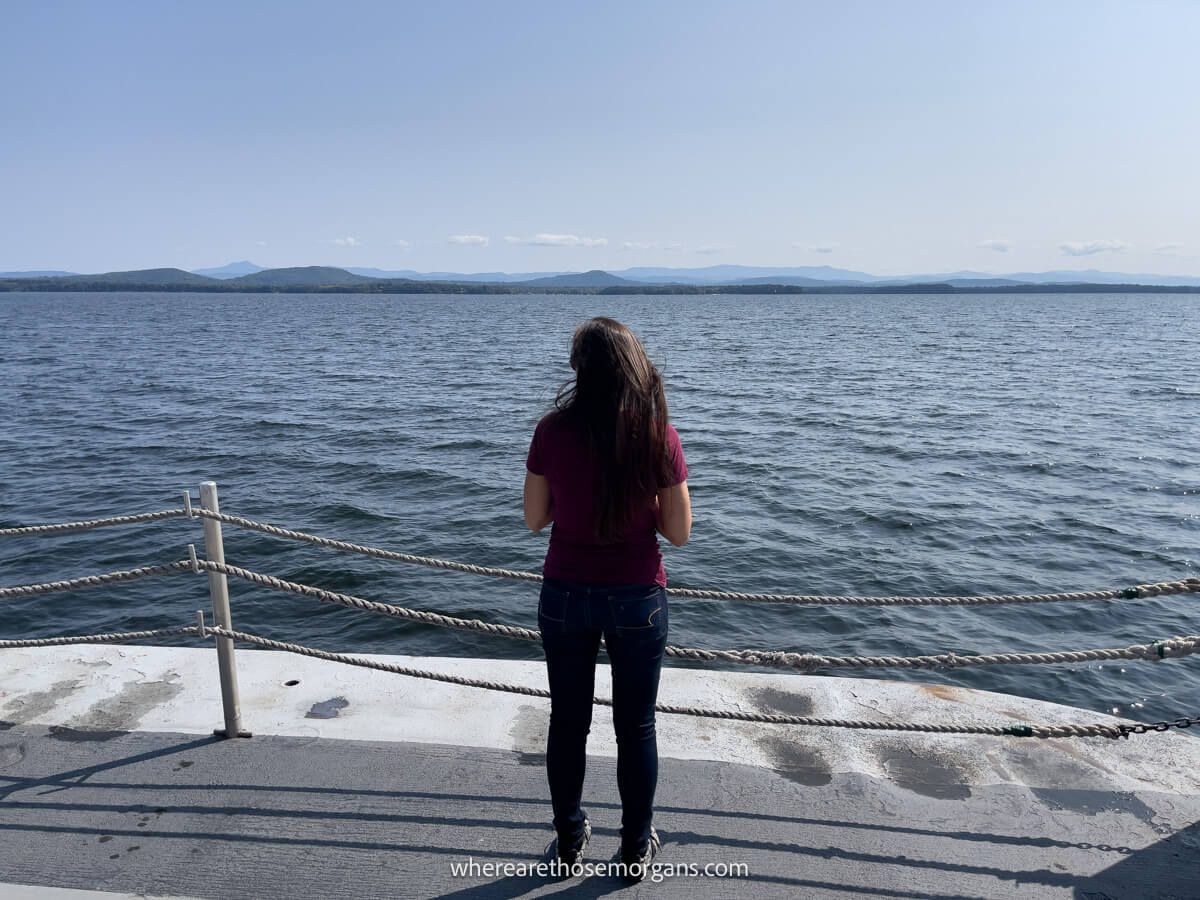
553, 317, 672, 542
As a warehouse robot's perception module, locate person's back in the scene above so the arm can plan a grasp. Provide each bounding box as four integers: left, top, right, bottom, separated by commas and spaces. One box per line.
524, 316, 691, 882
527, 411, 687, 586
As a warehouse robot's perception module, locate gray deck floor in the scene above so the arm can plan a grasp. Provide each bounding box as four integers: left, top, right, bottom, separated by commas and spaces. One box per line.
0, 724, 1196, 899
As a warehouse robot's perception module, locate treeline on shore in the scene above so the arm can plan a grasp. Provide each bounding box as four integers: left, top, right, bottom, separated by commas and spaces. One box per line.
4, 279, 1200, 295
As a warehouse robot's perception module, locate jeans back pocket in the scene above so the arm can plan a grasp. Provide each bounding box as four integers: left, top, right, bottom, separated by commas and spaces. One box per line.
537, 581, 571, 626
610, 587, 667, 639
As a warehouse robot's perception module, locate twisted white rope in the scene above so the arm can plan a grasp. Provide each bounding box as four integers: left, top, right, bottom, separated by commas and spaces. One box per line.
4, 503, 1196, 606
202, 625, 1130, 739
196, 508, 545, 583
2, 550, 1196, 675
0, 624, 200, 649
0, 500, 1194, 741
0, 508, 187, 537
0, 618, 1183, 739
197, 559, 1200, 673
193, 508, 1200, 606
0, 560, 194, 599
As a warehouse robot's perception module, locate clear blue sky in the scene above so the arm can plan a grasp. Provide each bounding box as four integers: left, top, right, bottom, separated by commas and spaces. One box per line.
3, 0, 1197, 276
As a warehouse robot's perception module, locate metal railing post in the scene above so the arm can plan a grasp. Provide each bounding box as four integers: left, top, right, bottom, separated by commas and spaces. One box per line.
200, 480, 249, 738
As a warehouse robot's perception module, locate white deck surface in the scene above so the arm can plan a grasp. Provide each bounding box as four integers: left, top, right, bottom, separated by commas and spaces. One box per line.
1, 645, 1199, 897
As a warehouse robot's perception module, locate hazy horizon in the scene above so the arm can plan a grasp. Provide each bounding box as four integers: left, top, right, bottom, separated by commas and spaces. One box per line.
7, 260, 1200, 284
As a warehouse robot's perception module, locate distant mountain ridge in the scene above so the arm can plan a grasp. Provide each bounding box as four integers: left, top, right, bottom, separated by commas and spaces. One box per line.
4, 261, 1200, 292
617, 264, 879, 284
57, 267, 218, 286
227, 266, 379, 287
0, 270, 77, 278
517, 270, 637, 287
345, 267, 564, 283
234, 261, 1200, 287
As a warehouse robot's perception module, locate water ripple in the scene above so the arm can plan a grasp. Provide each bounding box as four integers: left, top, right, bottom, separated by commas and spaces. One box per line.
1, 290, 1197, 723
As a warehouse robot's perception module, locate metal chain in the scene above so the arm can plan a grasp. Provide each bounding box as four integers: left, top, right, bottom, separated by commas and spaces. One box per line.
1117, 714, 1200, 738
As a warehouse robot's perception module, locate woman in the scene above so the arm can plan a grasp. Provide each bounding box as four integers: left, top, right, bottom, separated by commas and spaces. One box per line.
523, 316, 691, 881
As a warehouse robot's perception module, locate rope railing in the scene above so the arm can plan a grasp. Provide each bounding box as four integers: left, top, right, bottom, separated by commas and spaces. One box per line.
200, 625, 1141, 739
4, 615, 1194, 740
0, 507, 188, 537
3, 502, 1197, 606
0, 560, 194, 600
3, 488, 1199, 743
2, 553, 1199, 675
189, 507, 1200, 606
192, 558, 1200, 674
0, 624, 202, 649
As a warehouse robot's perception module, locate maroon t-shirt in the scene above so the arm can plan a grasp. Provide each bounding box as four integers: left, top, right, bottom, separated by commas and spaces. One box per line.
526, 414, 688, 587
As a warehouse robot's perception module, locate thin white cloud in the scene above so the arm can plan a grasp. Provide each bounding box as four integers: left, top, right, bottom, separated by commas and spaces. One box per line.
448, 234, 489, 246
395, 239, 412, 250
1154, 242, 1184, 254
620, 240, 683, 252
255, 241, 268, 247
792, 241, 838, 254
694, 245, 724, 256
1059, 239, 1127, 256
506, 233, 607, 247
978, 239, 1012, 253
333, 236, 360, 247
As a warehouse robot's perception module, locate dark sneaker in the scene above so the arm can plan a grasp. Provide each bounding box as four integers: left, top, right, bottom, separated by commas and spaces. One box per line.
545, 817, 591, 877
620, 826, 661, 884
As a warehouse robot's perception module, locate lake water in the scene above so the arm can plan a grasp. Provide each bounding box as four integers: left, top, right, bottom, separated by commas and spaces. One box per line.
1, 291, 1197, 723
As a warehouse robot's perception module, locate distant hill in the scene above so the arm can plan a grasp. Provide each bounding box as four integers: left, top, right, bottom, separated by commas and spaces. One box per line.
346, 267, 431, 280
0, 270, 77, 278
942, 278, 1029, 288
228, 266, 378, 287
871, 268, 1200, 287
192, 260, 265, 279
347, 267, 567, 283
737, 275, 866, 287
604, 265, 1200, 288
60, 268, 219, 286
517, 270, 639, 288
616, 264, 879, 284
995, 268, 1200, 287
5, 261, 1200, 293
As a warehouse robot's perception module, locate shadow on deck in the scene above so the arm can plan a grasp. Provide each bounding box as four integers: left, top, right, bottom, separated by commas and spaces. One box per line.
0, 725, 1195, 899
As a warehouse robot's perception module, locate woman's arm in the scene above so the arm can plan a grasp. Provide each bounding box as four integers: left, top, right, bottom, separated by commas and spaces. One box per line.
523, 471, 554, 532
656, 481, 691, 547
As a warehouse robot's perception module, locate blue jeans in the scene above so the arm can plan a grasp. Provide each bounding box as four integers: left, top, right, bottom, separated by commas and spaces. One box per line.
537, 577, 669, 854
